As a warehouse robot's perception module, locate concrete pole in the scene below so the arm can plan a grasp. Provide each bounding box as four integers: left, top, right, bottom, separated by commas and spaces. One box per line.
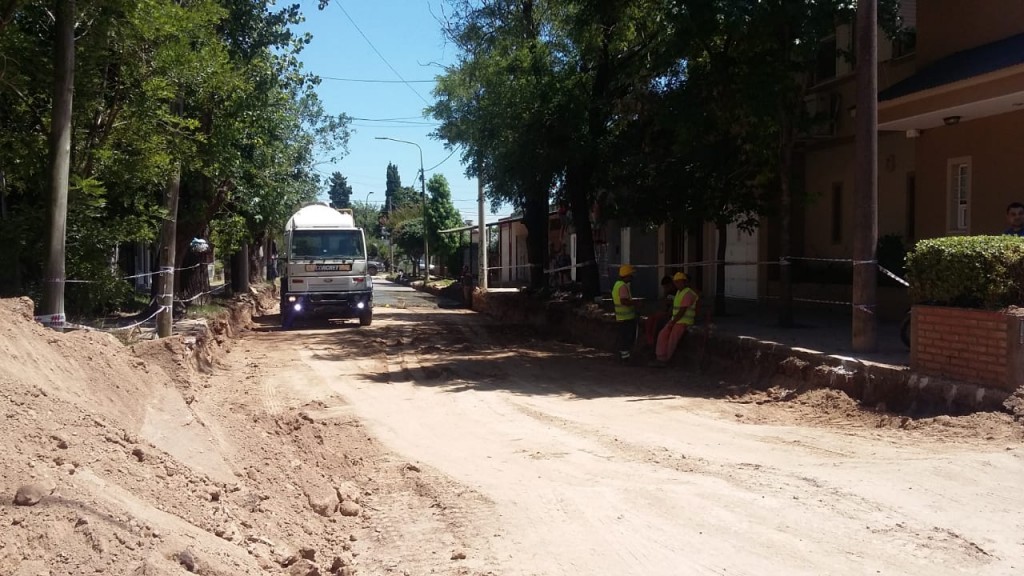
478, 171, 488, 289
40, 0, 75, 331
853, 0, 879, 352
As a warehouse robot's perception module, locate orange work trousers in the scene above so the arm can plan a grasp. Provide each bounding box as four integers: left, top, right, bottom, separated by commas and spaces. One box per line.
655, 322, 689, 362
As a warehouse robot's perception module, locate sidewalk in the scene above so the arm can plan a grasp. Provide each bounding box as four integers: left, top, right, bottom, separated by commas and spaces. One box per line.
700, 299, 909, 368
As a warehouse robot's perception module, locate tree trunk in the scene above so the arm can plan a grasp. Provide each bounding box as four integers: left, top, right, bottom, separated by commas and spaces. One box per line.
777, 114, 796, 328
40, 0, 74, 328
157, 163, 181, 337
231, 244, 250, 294
174, 216, 211, 306
715, 222, 727, 316
523, 188, 548, 290
566, 163, 599, 297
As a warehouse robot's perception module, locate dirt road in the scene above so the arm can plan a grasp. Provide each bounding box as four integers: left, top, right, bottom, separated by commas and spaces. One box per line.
222, 280, 1023, 576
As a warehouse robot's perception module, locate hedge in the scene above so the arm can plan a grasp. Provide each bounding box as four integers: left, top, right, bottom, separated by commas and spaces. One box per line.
906, 235, 1024, 309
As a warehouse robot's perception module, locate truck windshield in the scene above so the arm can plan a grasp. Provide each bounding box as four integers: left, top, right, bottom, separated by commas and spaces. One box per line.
290, 230, 365, 260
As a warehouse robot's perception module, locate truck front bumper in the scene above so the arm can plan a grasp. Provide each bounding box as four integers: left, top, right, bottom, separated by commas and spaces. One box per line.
284, 290, 373, 317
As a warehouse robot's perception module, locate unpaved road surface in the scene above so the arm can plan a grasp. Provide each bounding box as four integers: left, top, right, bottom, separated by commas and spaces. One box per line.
227, 280, 1023, 576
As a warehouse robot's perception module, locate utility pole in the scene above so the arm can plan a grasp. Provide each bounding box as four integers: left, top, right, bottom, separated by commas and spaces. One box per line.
853, 0, 879, 352
157, 98, 183, 338
40, 0, 75, 331
420, 162, 429, 282
477, 167, 487, 290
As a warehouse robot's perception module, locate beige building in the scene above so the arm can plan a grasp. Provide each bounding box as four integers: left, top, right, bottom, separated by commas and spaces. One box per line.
804, 0, 1024, 253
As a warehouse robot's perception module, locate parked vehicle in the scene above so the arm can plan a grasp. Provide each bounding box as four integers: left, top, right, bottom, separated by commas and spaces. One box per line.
279, 203, 373, 328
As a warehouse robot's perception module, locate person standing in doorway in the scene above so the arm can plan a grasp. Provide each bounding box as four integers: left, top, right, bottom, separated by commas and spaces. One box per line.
651, 272, 699, 367
612, 264, 638, 362
1004, 202, 1024, 236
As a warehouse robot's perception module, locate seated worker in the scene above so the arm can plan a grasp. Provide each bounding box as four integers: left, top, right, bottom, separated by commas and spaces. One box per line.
651, 272, 699, 367
644, 275, 677, 346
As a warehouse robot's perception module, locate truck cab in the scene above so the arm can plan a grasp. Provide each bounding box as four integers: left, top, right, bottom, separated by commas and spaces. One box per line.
280, 204, 373, 328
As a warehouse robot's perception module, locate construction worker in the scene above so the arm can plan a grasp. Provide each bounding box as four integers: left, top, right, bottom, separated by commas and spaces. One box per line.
612, 264, 638, 362
651, 272, 699, 367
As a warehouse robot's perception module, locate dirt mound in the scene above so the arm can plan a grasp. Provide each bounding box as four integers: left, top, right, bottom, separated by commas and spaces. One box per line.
0, 297, 262, 574
725, 381, 1024, 442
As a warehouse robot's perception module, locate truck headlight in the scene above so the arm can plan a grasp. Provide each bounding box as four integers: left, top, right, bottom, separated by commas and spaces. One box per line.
293, 303, 302, 312
356, 301, 365, 310
287, 295, 297, 303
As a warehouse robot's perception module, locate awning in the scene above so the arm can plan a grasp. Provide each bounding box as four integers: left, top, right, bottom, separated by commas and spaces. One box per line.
878, 33, 1024, 131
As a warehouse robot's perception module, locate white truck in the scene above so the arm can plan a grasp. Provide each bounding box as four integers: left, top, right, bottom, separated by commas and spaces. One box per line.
280, 203, 373, 328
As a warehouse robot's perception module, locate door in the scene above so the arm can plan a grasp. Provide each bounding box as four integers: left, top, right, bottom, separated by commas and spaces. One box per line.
721, 223, 758, 300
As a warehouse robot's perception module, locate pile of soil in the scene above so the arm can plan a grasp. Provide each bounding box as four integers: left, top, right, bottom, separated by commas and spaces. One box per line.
0, 297, 363, 575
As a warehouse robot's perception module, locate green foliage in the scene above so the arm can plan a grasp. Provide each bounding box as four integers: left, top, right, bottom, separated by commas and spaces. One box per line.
0, 0, 349, 312
425, 174, 464, 260
327, 172, 353, 208
906, 236, 1024, 309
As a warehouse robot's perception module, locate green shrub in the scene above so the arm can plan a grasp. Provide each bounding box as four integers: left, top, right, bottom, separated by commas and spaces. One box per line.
905, 236, 1024, 309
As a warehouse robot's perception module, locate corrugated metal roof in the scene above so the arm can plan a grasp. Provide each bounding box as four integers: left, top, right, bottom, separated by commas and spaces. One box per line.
879, 32, 1024, 102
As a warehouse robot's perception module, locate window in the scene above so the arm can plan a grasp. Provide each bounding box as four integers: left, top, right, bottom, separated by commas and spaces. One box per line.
947, 158, 971, 233
290, 230, 365, 260
831, 183, 843, 244
814, 35, 838, 84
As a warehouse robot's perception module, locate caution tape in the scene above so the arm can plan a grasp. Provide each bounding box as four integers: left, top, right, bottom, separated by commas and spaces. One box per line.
174, 283, 229, 304
877, 265, 910, 287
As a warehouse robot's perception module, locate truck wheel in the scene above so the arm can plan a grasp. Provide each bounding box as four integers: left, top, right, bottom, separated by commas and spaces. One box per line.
359, 309, 373, 327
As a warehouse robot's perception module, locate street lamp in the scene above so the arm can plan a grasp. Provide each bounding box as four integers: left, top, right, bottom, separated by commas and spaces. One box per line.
365, 190, 374, 205
375, 136, 429, 282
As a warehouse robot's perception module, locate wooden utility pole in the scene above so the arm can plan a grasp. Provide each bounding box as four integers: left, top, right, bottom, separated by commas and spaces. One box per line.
40, 0, 75, 330
853, 0, 879, 351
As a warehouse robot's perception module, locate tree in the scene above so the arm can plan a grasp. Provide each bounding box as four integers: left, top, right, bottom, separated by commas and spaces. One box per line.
327, 171, 353, 209
432, 0, 569, 290
425, 174, 464, 269
0, 0, 349, 315
390, 205, 426, 274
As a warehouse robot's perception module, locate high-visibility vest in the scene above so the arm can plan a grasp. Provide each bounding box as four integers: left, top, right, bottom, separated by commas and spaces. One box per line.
612, 280, 636, 321
672, 287, 698, 325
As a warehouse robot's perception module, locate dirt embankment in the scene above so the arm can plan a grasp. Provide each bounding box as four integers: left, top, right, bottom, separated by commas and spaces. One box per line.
0, 294, 474, 576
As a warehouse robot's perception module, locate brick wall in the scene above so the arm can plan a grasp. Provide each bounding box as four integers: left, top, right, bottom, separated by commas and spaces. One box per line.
911, 305, 1024, 392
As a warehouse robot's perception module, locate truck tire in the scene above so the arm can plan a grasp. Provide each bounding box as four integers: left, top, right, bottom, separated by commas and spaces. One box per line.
359, 309, 373, 327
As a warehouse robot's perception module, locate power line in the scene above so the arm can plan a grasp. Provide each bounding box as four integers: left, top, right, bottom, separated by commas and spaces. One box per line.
425, 146, 461, 171
319, 76, 435, 84
350, 117, 439, 125
333, 2, 432, 106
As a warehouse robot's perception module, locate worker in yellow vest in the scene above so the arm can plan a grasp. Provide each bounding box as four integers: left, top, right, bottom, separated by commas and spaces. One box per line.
651, 271, 699, 367
612, 264, 638, 362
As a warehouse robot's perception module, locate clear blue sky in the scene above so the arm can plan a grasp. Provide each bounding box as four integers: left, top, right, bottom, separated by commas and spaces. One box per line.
292, 0, 509, 225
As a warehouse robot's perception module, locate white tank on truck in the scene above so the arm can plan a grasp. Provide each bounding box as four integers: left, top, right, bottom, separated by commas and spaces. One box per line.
280, 203, 373, 328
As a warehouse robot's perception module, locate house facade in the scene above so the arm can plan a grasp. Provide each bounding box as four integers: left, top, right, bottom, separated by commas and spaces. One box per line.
800, 0, 1024, 260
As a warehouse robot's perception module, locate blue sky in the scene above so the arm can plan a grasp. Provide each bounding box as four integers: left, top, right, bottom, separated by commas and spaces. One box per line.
292, 0, 509, 224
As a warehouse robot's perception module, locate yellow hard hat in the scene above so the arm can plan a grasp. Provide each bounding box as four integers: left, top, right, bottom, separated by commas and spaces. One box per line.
619, 264, 635, 277
673, 271, 688, 282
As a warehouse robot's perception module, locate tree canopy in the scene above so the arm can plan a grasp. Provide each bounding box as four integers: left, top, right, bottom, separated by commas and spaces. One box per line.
430, 0, 903, 300
328, 172, 354, 209
0, 0, 350, 313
